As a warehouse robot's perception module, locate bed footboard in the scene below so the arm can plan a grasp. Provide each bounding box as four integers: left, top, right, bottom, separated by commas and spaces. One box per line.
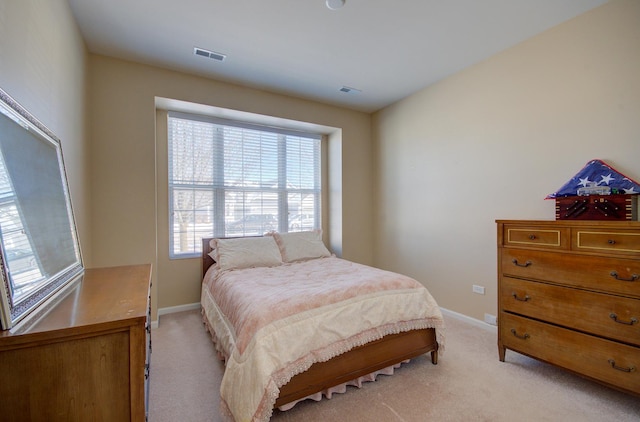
275, 328, 438, 407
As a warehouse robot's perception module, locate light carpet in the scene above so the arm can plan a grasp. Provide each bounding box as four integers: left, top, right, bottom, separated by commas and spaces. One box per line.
149, 310, 639, 421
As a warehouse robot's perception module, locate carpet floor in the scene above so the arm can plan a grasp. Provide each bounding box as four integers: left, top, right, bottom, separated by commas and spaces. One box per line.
148, 310, 639, 421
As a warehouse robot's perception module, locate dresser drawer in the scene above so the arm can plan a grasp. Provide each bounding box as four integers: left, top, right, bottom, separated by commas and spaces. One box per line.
503, 225, 569, 249
573, 228, 640, 255
500, 248, 640, 298
500, 313, 640, 395
501, 277, 640, 346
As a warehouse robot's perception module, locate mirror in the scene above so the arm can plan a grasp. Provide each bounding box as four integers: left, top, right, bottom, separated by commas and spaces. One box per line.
0, 88, 83, 330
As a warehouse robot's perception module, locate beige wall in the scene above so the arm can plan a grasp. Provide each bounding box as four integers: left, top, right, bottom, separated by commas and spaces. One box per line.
372, 0, 640, 321
86, 56, 373, 319
4, 0, 636, 326
0, 0, 91, 262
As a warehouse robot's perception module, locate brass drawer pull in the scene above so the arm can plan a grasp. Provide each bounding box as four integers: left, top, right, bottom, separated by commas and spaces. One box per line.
609, 313, 638, 326
512, 293, 531, 302
510, 328, 530, 340
512, 259, 532, 268
529, 234, 536, 240
607, 239, 616, 245
607, 359, 636, 373
610, 271, 639, 282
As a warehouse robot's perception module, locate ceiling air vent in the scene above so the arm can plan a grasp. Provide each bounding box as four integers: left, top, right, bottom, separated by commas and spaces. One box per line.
194, 47, 226, 62
339, 86, 361, 94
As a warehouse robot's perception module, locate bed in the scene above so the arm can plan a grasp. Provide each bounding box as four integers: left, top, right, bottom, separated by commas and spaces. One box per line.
200, 231, 444, 422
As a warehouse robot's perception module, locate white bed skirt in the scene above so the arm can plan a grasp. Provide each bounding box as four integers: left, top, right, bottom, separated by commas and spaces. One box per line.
277, 360, 408, 411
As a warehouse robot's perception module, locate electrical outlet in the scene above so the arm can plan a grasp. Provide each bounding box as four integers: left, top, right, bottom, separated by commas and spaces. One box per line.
472, 284, 485, 295
484, 313, 497, 325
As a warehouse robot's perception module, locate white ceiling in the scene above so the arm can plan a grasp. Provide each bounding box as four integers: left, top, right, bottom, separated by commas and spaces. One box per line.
68, 0, 608, 113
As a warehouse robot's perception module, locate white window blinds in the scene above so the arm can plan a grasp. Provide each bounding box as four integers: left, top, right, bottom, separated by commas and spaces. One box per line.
167, 111, 322, 257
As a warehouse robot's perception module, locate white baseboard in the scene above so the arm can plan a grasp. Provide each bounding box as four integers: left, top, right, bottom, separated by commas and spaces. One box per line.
151, 302, 494, 332
440, 307, 497, 333
152, 302, 201, 328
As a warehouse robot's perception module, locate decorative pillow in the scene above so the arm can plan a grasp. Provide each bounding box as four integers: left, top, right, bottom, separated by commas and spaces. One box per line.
270, 230, 331, 263
208, 239, 219, 261
213, 236, 283, 271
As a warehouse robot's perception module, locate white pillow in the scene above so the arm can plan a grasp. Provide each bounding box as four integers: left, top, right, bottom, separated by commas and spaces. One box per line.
214, 237, 283, 271
208, 239, 218, 261
271, 230, 331, 263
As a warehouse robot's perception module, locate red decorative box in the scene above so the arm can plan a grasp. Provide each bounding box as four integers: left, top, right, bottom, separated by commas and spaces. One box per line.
555, 195, 638, 221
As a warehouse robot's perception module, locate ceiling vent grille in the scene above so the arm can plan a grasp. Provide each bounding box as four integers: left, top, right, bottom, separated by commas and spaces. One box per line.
339, 86, 361, 94
194, 47, 226, 62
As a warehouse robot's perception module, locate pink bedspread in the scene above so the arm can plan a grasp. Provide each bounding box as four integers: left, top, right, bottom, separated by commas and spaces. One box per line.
201, 256, 445, 422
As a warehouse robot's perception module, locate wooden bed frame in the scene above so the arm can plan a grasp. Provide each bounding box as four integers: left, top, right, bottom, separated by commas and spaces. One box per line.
201, 238, 439, 408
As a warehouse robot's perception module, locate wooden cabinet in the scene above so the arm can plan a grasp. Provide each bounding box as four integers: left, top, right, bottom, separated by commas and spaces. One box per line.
497, 220, 639, 396
0, 264, 152, 421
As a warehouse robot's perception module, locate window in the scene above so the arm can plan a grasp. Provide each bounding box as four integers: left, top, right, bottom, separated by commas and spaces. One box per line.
167, 112, 322, 258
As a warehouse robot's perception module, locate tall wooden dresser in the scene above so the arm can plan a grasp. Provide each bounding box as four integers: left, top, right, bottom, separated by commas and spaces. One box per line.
0, 264, 152, 421
497, 220, 639, 396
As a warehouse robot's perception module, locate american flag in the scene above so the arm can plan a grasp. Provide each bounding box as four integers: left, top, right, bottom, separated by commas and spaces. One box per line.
546, 159, 640, 199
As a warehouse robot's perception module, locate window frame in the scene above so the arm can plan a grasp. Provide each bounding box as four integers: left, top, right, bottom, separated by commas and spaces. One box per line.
167, 111, 323, 259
